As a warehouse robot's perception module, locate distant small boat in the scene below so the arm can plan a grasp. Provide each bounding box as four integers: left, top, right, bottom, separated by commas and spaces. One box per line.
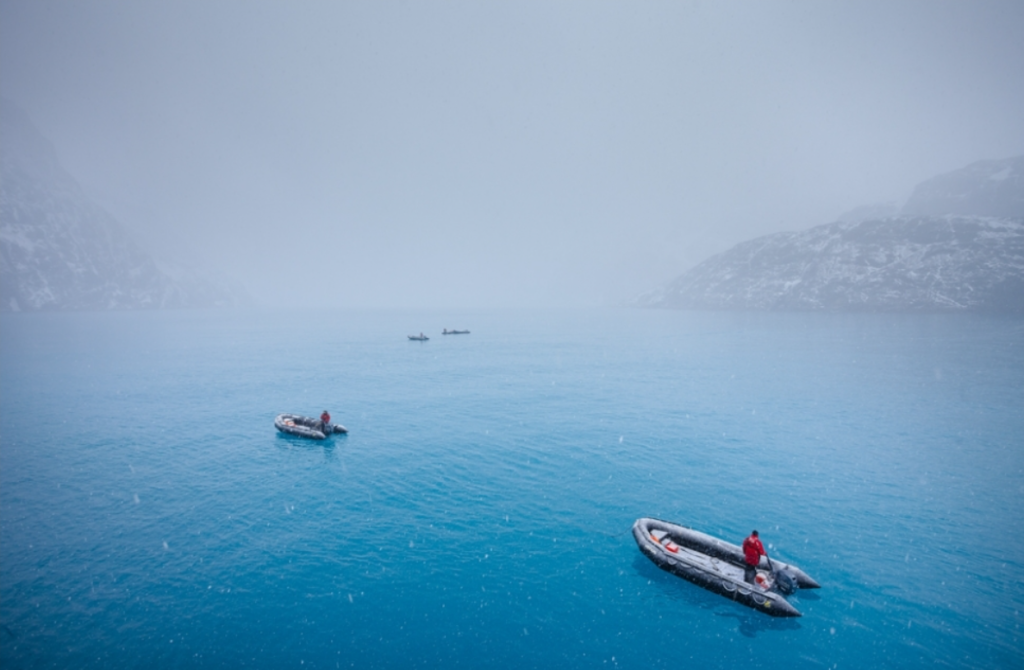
442, 329, 470, 335
275, 413, 347, 440
408, 333, 429, 341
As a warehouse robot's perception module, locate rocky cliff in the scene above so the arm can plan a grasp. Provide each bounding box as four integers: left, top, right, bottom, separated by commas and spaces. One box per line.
640, 157, 1024, 313
0, 98, 247, 311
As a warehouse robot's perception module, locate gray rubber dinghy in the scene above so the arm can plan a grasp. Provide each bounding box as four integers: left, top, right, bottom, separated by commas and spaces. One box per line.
633, 517, 819, 617
274, 413, 348, 440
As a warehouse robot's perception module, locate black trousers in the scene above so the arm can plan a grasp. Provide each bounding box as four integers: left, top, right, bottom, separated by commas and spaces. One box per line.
744, 563, 758, 584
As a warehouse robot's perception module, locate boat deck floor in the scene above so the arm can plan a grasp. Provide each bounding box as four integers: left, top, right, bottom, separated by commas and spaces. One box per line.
673, 544, 745, 580
651, 531, 763, 586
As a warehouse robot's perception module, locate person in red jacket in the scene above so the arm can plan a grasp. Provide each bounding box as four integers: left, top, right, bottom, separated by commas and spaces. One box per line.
742, 530, 767, 584
320, 410, 331, 433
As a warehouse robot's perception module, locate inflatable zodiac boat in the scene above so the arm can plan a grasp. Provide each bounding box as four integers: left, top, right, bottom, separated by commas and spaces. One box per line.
633, 517, 819, 617
274, 413, 348, 440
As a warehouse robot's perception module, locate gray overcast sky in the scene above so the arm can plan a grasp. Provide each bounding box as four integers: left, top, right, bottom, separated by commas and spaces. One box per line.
2, 1, 1023, 308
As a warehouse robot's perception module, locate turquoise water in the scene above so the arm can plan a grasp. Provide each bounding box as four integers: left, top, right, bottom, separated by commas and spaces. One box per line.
1, 308, 1022, 668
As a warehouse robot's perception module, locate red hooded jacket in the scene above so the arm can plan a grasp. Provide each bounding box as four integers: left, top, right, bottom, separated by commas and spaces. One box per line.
742, 534, 766, 566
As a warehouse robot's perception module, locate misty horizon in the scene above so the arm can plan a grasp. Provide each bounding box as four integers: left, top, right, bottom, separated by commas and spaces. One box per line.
3, 1, 1024, 308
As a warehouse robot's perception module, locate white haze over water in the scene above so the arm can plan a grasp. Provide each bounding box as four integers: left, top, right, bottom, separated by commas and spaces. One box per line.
2, 1, 1023, 308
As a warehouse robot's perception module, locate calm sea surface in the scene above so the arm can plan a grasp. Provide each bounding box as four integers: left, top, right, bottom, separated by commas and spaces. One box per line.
1, 308, 1022, 669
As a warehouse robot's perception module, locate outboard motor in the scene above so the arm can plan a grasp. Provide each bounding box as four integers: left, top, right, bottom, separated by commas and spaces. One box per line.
774, 569, 798, 596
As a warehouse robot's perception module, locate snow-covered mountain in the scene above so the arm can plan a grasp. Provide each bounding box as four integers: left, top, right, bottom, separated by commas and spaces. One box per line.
0, 98, 247, 311
639, 157, 1024, 313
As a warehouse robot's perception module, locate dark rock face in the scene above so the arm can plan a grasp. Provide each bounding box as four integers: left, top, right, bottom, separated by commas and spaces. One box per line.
641, 156, 1024, 314
0, 98, 246, 312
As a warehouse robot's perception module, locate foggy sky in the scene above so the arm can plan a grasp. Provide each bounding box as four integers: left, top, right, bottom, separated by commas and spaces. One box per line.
2, 1, 1023, 308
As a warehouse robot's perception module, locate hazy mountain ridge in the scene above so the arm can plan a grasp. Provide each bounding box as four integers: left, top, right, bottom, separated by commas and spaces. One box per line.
641, 156, 1024, 313
0, 99, 247, 312
902, 156, 1024, 219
